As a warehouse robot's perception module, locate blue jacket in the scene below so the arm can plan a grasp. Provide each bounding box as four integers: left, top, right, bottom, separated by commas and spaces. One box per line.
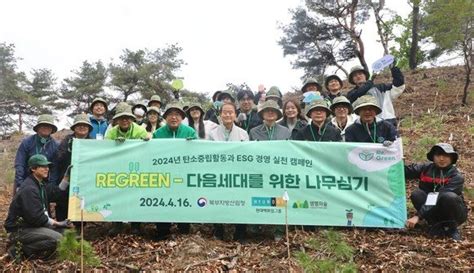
14, 134, 59, 188
89, 115, 108, 139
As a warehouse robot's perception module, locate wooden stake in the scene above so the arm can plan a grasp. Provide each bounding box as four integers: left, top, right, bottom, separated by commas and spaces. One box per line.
81, 198, 84, 272
285, 201, 290, 259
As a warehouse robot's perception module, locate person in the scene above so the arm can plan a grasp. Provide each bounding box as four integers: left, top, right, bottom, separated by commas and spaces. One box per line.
153, 103, 197, 140
264, 86, 283, 108
208, 102, 249, 141
204, 90, 222, 124
324, 75, 344, 103
147, 95, 165, 125
346, 63, 405, 126
14, 114, 59, 191
301, 77, 323, 94
105, 102, 149, 235
205, 89, 235, 125
295, 100, 342, 142
405, 144, 467, 240
247, 100, 290, 241
148, 95, 162, 109
278, 100, 307, 140
249, 100, 290, 141
105, 102, 149, 141
88, 97, 108, 139
300, 77, 328, 109
5, 154, 70, 260
207, 102, 249, 240
53, 113, 92, 221
235, 89, 262, 134
345, 95, 397, 144
131, 102, 148, 126
142, 106, 163, 138
185, 103, 218, 139
153, 103, 196, 239
329, 96, 356, 141
253, 84, 266, 105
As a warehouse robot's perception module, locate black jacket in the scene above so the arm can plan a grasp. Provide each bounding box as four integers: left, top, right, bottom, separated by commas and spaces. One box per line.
405, 162, 465, 219
204, 108, 219, 125
345, 119, 397, 143
278, 119, 307, 140
346, 67, 404, 103
236, 109, 262, 133
52, 133, 90, 184
4, 175, 66, 232
294, 120, 342, 142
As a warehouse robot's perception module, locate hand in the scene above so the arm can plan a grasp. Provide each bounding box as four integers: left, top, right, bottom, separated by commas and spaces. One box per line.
258, 84, 265, 93
59, 177, 70, 191
382, 140, 393, 147
115, 137, 126, 143
237, 113, 247, 122
65, 165, 73, 177
405, 215, 419, 229
390, 58, 398, 69
142, 136, 150, 141
370, 72, 378, 81
186, 137, 194, 141
55, 219, 73, 228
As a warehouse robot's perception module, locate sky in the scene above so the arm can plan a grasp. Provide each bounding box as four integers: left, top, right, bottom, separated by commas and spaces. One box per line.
1, 0, 411, 98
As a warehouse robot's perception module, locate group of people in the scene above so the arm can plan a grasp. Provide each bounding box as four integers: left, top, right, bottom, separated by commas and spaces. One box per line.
4, 63, 468, 261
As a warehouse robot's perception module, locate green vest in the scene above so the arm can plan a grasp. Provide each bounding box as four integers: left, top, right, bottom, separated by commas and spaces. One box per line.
153, 124, 197, 139
105, 122, 148, 140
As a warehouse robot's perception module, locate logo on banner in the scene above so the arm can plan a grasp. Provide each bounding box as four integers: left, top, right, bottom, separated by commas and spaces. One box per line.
197, 197, 207, 207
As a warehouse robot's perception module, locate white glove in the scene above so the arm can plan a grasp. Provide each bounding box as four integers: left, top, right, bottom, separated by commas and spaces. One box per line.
59, 177, 69, 191
237, 113, 247, 122
383, 140, 393, 147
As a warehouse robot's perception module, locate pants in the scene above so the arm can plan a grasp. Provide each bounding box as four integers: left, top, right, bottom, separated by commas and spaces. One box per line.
155, 223, 190, 235
8, 227, 62, 259
411, 189, 467, 227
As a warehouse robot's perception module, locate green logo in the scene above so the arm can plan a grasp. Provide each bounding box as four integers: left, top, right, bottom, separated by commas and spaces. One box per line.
358, 151, 374, 161
292, 200, 309, 209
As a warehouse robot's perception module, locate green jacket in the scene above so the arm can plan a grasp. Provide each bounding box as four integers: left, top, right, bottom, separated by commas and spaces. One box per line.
153, 124, 197, 139
105, 122, 148, 140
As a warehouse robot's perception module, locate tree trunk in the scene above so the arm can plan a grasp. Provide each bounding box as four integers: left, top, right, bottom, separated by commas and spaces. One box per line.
18, 108, 23, 133
461, 39, 472, 106
372, 1, 389, 55
409, 2, 420, 70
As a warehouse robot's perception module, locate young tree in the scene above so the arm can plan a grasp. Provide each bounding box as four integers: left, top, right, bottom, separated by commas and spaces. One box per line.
61, 60, 109, 116
424, 0, 473, 105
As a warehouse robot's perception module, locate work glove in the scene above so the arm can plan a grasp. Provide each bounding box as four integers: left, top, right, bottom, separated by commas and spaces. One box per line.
389, 58, 398, 69
382, 140, 393, 147
237, 113, 247, 122
115, 137, 126, 143
59, 177, 70, 191
56, 219, 72, 228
